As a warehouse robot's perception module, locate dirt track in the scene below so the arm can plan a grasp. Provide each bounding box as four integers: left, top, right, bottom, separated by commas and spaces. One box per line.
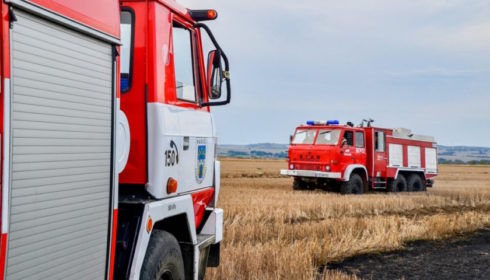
328, 228, 490, 280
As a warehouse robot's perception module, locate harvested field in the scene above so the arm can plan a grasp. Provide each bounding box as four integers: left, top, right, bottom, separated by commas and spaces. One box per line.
206, 159, 490, 280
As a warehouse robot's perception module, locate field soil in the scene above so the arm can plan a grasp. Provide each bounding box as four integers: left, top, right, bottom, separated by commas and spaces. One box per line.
205, 159, 490, 280
328, 228, 490, 279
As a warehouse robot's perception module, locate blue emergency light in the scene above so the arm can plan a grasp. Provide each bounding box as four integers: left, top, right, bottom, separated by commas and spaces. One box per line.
306, 120, 340, 125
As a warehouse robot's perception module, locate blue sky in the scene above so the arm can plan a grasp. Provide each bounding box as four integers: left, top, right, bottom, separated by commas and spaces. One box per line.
181, 0, 490, 147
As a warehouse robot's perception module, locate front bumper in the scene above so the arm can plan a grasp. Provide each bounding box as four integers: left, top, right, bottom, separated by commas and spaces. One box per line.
280, 169, 342, 179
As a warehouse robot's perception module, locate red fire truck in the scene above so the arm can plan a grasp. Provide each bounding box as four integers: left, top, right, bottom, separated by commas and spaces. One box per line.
0, 0, 230, 279
281, 120, 438, 194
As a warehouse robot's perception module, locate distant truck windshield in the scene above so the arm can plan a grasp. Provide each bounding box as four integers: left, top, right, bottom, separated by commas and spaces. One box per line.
292, 129, 341, 145
292, 129, 316, 144
316, 129, 340, 145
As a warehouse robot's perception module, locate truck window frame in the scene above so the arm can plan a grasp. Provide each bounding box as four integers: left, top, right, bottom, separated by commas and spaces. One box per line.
355, 131, 365, 148
375, 131, 385, 152
120, 8, 135, 93
171, 20, 201, 104
343, 130, 354, 147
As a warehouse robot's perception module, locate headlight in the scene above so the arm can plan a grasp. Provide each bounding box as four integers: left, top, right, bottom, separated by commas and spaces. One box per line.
289, 164, 294, 169
325, 165, 330, 171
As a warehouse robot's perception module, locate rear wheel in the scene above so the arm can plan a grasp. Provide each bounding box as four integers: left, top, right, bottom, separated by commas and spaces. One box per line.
293, 177, 310, 191
340, 174, 364, 195
388, 174, 407, 192
140, 230, 185, 280
407, 174, 426, 192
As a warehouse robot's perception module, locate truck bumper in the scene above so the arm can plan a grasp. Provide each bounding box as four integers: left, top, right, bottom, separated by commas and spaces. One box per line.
280, 169, 342, 179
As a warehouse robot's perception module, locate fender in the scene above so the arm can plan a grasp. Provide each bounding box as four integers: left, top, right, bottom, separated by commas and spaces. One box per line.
343, 164, 368, 181
129, 195, 197, 279
394, 168, 425, 180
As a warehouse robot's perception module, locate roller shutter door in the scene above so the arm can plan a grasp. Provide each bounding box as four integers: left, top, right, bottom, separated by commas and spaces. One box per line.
6, 9, 114, 279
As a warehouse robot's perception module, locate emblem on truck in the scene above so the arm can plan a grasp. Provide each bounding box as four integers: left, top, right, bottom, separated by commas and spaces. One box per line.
196, 139, 207, 183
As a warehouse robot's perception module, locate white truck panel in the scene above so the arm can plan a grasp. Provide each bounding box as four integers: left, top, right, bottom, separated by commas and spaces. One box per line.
407, 146, 421, 168
147, 103, 216, 199
388, 144, 403, 167
425, 148, 437, 173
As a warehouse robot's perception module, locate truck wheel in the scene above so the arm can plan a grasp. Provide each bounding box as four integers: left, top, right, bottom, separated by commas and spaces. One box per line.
140, 230, 185, 280
388, 174, 407, 192
340, 174, 364, 195
408, 174, 425, 192
293, 178, 309, 191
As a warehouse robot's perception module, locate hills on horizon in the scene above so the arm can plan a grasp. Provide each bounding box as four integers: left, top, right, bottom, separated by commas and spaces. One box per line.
218, 143, 490, 164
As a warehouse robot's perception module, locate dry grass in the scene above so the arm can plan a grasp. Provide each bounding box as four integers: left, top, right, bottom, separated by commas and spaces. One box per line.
206, 158, 490, 280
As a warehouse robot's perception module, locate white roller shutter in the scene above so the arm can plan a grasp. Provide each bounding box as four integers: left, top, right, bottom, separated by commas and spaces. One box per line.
6, 9, 114, 280
407, 146, 421, 168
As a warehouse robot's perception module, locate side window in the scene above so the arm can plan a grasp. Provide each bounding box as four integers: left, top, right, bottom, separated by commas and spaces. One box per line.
120, 10, 133, 92
355, 131, 365, 148
375, 131, 385, 152
172, 23, 197, 102
343, 131, 354, 146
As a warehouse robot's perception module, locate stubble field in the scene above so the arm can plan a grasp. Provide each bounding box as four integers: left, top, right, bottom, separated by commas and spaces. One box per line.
205, 158, 490, 280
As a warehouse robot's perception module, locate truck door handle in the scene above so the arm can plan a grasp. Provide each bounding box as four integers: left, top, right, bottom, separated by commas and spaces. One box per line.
183, 137, 189, 151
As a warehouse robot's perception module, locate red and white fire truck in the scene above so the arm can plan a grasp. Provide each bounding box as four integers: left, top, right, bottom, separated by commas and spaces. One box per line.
281, 120, 438, 194
0, 0, 230, 279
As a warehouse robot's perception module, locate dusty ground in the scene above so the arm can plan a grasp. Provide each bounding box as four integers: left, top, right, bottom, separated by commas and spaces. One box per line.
328, 228, 490, 280
206, 159, 490, 280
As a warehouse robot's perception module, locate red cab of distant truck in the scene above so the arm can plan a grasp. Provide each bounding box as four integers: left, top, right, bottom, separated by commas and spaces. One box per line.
281, 120, 438, 194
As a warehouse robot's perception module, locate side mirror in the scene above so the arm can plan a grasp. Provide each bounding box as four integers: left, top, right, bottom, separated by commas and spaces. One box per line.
289, 135, 293, 143
207, 50, 223, 99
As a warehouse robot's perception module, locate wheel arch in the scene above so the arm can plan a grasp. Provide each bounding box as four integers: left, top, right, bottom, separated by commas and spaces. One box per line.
395, 168, 426, 181
343, 164, 368, 182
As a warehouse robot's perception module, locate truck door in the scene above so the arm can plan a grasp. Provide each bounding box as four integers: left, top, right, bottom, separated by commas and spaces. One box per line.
373, 130, 387, 178
146, 17, 215, 198
354, 131, 367, 165
340, 130, 355, 170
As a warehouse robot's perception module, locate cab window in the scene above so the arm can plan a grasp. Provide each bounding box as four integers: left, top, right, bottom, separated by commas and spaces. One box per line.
172, 23, 197, 102
343, 131, 354, 146
120, 10, 133, 92
355, 132, 365, 148
375, 131, 385, 152
292, 129, 317, 144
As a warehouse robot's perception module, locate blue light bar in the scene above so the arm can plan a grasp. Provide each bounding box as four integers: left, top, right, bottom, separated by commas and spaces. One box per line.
306, 121, 315, 125
327, 120, 339, 125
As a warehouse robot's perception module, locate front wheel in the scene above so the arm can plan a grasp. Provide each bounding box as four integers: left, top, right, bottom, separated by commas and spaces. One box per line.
140, 230, 185, 280
293, 177, 310, 191
340, 174, 364, 195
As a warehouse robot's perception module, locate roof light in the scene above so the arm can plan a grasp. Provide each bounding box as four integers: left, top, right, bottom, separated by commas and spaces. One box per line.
306, 120, 340, 125
189, 9, 218, 21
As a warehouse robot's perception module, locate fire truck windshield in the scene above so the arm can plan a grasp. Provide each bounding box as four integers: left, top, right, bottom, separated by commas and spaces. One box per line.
292, 129, 316, 144
316, 129, 340, 145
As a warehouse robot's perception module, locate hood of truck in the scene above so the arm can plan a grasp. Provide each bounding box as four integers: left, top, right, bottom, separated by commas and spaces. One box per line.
288, 145, 341, 172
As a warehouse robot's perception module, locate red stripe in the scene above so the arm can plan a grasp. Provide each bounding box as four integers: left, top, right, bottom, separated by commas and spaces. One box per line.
0, 233, 7, 279
191, 187, 215, 229
108, 209, 118, 280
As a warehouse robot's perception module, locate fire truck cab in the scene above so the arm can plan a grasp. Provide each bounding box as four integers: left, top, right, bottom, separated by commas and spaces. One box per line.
281, 120, 438, 194
0, 0, 230, 279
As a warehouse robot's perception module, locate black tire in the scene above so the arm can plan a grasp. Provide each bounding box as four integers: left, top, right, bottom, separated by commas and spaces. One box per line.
407, 174, 426, 192
293, 177, 309, 191
140, 230, 185, 280
340, 174, 364, 195
388, 174, 407, 192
